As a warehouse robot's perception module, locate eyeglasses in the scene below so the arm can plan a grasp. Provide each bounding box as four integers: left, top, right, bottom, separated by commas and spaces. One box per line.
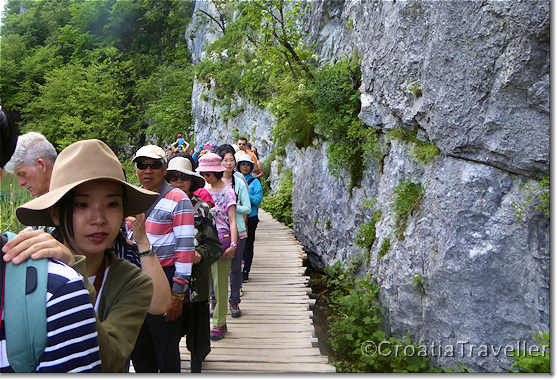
167, 172, 190, 182
136, 161, 163, 170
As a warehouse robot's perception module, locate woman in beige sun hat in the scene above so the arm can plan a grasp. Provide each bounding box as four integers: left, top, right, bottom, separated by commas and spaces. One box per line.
13, 139, 161, 372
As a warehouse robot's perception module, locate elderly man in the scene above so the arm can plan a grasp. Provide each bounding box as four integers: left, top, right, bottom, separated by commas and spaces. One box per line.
129, 145, 196, 373
4, 132, 57, 197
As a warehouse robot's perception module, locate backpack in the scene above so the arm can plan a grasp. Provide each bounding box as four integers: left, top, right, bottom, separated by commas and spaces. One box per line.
1, 232, 48, 373
192, 201, 221, 267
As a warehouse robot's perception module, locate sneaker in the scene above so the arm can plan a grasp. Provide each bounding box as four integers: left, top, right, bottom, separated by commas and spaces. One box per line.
242, 272, 249, 283
209, 301, 216, 318
230, 302, 242, 318
210, 325, 226, 341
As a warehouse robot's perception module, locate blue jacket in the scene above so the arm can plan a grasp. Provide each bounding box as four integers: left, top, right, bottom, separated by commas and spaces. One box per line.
244, 173, 262, 218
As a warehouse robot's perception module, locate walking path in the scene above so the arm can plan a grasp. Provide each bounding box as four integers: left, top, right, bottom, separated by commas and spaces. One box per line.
179, 210, 335, 373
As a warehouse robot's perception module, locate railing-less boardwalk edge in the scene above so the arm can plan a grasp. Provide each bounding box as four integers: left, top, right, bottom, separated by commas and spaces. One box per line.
179, 210, 335, 373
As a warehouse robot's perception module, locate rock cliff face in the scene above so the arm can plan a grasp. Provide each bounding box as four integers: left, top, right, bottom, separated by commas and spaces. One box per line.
187, 0, 550, 372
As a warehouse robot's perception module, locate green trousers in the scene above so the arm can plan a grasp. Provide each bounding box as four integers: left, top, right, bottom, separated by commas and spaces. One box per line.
210, 257, 232, 328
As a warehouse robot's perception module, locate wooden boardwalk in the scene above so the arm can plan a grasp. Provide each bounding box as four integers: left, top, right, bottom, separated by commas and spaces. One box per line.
179, 210, 335, 373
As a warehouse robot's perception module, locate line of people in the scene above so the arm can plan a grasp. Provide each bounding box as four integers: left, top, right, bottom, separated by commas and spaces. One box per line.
0, 113, 263, 373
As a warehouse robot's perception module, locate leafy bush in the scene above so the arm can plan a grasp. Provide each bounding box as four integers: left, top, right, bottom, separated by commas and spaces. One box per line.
412, 274, 425, 295
325, 261, 431, 372
393, 180, 424, 240
378, 238, 391, 258
260, 169, 293, 227
313, 57, 381, 192
389, 128, 439, 164
510, 332, 550, 373
355, 210, 382, 251
513, 177, 550, 222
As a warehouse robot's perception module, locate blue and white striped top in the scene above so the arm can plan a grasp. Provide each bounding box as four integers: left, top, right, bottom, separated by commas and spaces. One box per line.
0, 259, 101, 373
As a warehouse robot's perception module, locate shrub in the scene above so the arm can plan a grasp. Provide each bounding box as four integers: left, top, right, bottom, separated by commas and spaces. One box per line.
313, 57, 381, 193
412, 274, 425, 295
513, 176, 550, 222
325, 261, 431, 372
260, 169, 293, 227
389, 128, 439, 164
378, 238, 391, 258
393, 180, 424, 240
355, 210, 382, 251
510, 332, 550, 373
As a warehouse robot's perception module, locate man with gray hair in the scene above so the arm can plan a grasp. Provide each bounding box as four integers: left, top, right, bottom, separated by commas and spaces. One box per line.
4, 132, 57, 197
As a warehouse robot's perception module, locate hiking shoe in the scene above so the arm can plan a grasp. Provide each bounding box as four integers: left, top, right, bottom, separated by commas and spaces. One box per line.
242, 272, 249, 283
230, 302, 242, 318
209, 301, 216, 318
210, 325, 226, 341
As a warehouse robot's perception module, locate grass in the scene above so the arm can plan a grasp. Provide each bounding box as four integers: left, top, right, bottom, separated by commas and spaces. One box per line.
393, 180, 424, 240
1, 172, 33, 232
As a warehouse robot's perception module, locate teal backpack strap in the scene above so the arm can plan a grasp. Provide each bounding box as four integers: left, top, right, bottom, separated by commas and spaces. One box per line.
4, 258, 49, 372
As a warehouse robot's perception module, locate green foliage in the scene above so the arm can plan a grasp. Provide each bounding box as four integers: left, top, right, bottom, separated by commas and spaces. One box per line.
260, 169, 293, 227
325, 261, 431, 372
513, 177, 550, 222
393, 180, 424, 240
378, 238, 391, 258
407, 81, 422, 98
23, 53, 136, 153
389, 128, 439, 164
1, 0, 195, 150
360, 197, 377, 210
313, 58, 381, 192
120, 157, 140, 187
412, 274, 425, 295
355, 210, 382, 251
135, 60, 193, 146
325, 220, 332, 230
268, 76, 317, 150
510, 332, 550, 373
196, 3, 380, 193
0, 173, 33, 233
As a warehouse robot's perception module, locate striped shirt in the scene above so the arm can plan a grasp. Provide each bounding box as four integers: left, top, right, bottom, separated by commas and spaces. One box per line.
1, 259, 101, 373
145, 182, 195, 294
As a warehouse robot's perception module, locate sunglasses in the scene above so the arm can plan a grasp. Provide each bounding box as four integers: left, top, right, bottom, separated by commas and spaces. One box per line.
239, 162, 252, 166
136, 161, 163, 170
167, 172, 190, 182
200, 172, 213, 178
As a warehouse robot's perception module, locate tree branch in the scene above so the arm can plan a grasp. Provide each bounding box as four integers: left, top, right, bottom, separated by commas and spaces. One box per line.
197, 9, 226, 34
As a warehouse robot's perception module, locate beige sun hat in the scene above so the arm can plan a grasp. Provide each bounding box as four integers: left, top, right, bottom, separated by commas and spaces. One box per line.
166, 156, 205, 189
16, 139, 159, 227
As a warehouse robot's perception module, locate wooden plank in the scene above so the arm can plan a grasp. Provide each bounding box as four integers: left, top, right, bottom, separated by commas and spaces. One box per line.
198, 362, 335, 372
194, 347, 324, 357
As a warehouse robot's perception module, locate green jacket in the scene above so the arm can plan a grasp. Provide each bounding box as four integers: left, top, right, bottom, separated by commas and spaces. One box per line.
73, 251, 153, 372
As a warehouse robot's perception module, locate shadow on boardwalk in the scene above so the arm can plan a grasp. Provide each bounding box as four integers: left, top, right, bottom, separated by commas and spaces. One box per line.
179, 210, 335, 373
